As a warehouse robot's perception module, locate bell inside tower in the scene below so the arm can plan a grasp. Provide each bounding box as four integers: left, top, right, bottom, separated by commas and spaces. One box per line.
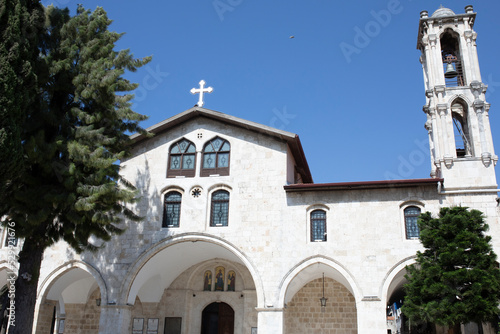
440, 30, 464, 87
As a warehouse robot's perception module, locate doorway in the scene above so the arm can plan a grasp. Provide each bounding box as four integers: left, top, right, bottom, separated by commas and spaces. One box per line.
201, 302, 234, 334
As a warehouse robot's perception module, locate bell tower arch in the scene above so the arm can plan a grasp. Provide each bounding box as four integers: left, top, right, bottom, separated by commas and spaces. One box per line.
417, 5, 497, 191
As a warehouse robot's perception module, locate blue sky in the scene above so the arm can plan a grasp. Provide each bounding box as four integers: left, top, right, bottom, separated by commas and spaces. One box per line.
43, 0, 500, 184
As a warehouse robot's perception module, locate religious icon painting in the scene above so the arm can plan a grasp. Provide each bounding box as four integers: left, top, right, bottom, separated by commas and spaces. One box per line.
203, 270, 212, 291
215, 266, 225, 291
227, 270, 236, 291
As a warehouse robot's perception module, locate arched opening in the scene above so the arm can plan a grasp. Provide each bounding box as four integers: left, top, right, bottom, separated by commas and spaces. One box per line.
34, 266, 102, 334
440, 29, 464, 87
125, 237, 261, 333
201, 302, 234, 334
385, 266, 435, 334
282, 262, 358, 334
451, 100, 472, 157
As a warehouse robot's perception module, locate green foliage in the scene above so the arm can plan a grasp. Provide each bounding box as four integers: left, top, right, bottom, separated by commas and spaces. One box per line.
1, 4, 151, 252
0, 0, 44, 202
403, 207, 500, 328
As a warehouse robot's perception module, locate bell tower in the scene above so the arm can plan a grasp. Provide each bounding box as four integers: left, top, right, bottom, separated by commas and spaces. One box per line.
417, 5, 498, 191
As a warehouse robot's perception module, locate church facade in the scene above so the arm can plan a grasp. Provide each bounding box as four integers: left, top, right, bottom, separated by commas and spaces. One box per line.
1, 5, 499, 334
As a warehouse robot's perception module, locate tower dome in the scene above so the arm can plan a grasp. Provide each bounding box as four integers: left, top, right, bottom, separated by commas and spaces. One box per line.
431, 6, 456, 18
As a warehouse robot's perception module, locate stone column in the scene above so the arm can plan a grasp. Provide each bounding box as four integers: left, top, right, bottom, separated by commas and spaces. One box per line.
98, 304, 133, 334
256, 308, 283, 334
356, 299, 387, 334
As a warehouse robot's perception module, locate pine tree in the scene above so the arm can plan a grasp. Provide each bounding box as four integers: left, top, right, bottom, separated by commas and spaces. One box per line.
0, 0, 44, 204
0, 4, 151, 333
403, 207, 500, 333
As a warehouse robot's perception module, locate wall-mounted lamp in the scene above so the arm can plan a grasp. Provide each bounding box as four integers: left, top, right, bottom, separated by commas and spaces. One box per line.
96, 298, 101, 307
319, 273, 327, 308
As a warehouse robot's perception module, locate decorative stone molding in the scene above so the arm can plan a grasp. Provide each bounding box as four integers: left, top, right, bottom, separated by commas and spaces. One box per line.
425, 89, 433, 98
434, 85, 445, 95
470, 81, 483, 98
424, 120, 432, 132
430, 169, 438, 178
473, 99, 485, 112
361, 296, 380, 302
428, 34, 437, 45
436, 103, 448, 116
443, 155, 453, 169
481, 152, 492, 167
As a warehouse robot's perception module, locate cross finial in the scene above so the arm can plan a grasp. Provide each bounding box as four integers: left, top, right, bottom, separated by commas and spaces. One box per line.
190, 80, 213, 107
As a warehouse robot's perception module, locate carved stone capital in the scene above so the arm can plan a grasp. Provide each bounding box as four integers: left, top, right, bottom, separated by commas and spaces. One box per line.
482, 84, 488, 94
424, 120, 432, 132
428, 34, 437, 45
481, 152, 492, 167
470, 80, 482, 90
421, 36, 429, 47
436, 103, 448, 115
473, 99, 485, 112
430, 169, 437, 178
422, 105, 430, 114
425, 89, 434, 98
434, 85, 445, 95
464, 30, 475, 43
443, 155, 453, 169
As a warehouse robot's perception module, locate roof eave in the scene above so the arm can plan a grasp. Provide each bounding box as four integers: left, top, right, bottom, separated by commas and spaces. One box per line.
284, 178, 443, 192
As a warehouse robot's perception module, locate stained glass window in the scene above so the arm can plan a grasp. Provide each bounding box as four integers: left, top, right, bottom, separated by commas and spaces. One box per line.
210, 190, 229, 226
311, 210, 327, 242
163, 191, 182, 227
404, 206, 421, 239
167, 139, 196, 177
201, 137, 230, 176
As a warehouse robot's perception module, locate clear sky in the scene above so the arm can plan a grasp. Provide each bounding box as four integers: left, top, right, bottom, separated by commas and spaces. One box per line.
42, 0, 500, 184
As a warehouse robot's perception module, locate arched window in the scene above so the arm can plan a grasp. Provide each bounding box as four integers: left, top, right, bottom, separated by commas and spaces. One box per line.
210, 190, 229, 226
404, 206, 421, 239
163, 191, 182, 227
440, 30, 464, 87
201, 137, 230, 177
167, 139, 196, 178
310, 210, 327, 242
451, 101, 472, 157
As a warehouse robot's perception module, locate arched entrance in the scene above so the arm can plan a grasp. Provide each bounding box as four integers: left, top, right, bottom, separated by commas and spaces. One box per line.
33, 263, 105, 334
201, 302, 234, 334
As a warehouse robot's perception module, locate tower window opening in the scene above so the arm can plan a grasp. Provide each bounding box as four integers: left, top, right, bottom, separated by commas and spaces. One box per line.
451, 102, 472, 157
441, 31, 464, 87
